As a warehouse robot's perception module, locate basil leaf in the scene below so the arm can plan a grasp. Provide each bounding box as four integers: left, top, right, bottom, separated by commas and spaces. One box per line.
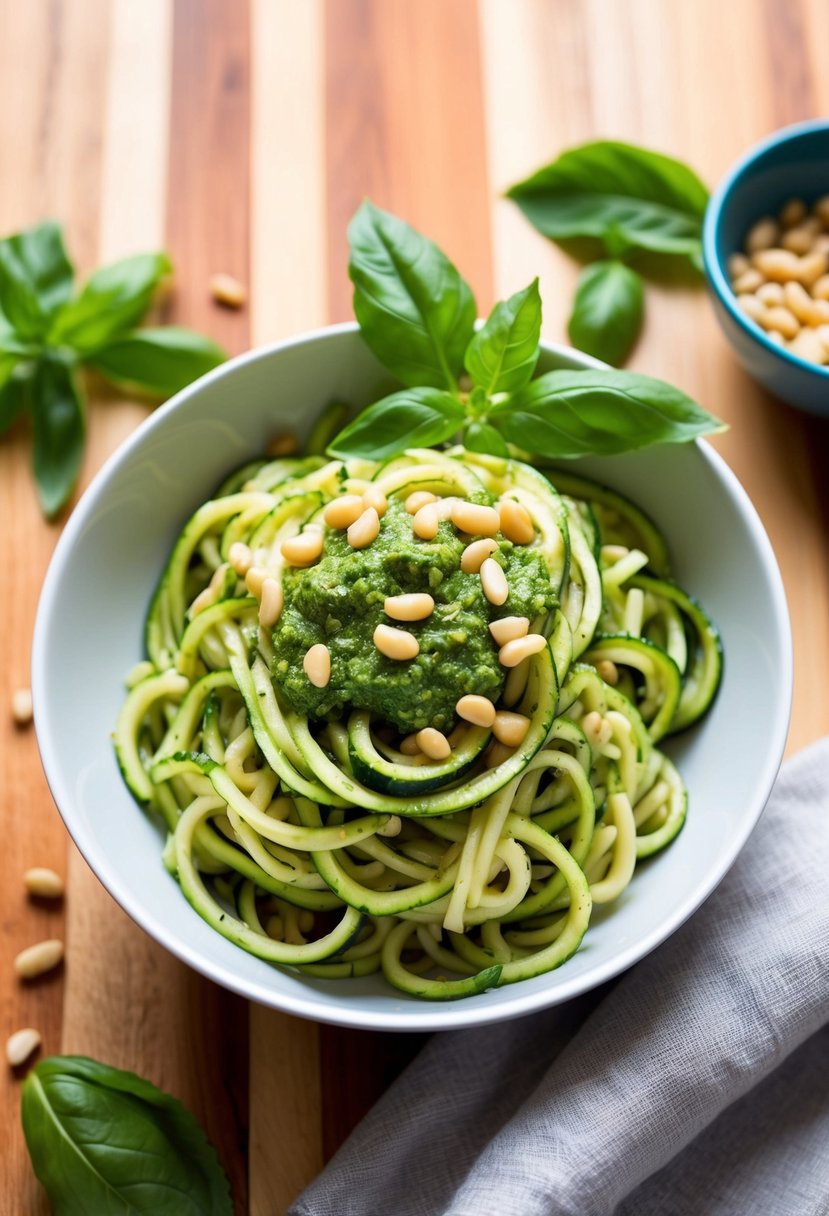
349, 201, 476, 390
50, 252, 172, 354
87, 327, 226, 397
491, 368, 724, 458
567, 261, 644, 366
464, 278, 541, 395
463, 420, 510, 458
5, 221, 75, 316
22, 1055, 233, 1216
0, 248, 48, 340
0, 360, 30, 435
328, 387, 466, 459
507, 140, 708, 260
31, 357, 85, 517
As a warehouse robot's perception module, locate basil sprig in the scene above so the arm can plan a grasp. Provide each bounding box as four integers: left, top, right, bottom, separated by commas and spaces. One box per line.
0, 221, 226, 517
329, 202, 722, 461
506, 140, 709, 366
22, 1055, 233, 1215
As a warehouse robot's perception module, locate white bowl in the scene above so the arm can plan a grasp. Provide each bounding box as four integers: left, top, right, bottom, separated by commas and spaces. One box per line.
33, 324, 792, 1032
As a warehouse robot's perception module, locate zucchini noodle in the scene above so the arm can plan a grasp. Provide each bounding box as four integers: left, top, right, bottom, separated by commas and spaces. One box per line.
115, 443, 722, 1000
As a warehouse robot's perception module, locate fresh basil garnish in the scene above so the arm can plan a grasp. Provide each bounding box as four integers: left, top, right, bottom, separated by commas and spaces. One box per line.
490, 369, 723, 458
567, 260, 644, 367
30, 357, 85, 518
330, 201, 722, 463
49, 252, 173, 354
87, 327, 227, 397
0, 221, 225, 517
505, 141, 709, 367
329, 386, 466, 460
464, 279, 541, 396
507, 140, 709, 261
348, 201, 476, 391
21, 1055, 233, 1215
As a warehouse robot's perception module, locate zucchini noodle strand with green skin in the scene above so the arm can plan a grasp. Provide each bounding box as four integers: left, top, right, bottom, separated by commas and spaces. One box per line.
115, 443, 722, 1000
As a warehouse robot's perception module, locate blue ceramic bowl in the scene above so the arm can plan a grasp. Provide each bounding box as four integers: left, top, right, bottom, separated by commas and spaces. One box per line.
703, 119, 829, 417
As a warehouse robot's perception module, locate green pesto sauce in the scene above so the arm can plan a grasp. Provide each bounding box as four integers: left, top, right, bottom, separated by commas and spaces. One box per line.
271, 498, 556, 733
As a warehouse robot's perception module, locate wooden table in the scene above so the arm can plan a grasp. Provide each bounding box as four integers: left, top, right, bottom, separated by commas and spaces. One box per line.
2, 1, 828, 1211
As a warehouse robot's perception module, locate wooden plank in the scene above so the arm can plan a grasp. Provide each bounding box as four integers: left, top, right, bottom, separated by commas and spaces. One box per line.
0, 3, 112, 1210
248, 4, 327, 1213
250, 0, 327, 347
324, 0, 494, 320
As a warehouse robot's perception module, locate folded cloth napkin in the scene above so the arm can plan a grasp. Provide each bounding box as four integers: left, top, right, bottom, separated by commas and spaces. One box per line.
290, 739, 829, 1216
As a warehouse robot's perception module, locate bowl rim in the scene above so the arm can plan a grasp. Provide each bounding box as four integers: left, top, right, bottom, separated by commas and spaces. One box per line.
32, 324, 793, 1031
703, 117, 829, 379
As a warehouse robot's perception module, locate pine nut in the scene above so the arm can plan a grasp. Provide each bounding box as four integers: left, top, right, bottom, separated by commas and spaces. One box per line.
732, 268, 764, 294
450, 501, 500, 536
456, 694, 497, 727
766, 330, 784, 346
582, 710, 604, 743
258, 578, 284, 628
281, 530, 324, 566
812, 274, 829, 301
374, 623, 419, 660
596, 659, 619, 685
815, 235, 829, 255
489, 616, 530, 646
727, 253, 750, 280
412, 502, 442, 540
6, 1028, 41, 1068
746, 217, 779, 253
11, 688, 33, 726
779, 198, 807, 229
499, 633, 547, 668
814, 195, 829, 227
783, 280, 815, 323
756, 282, 784, 306
485, 740, 515, 768
23, 868, 64, 899
229, 541, 253, 576
737, 295, 766, 323
415, 727, 451, 760
303, 643, 331, 687
460, 537, 499, 573
781, 226, 814, 255
245, 565, 267, 598
498, 499, 535, 544
362, 486, 388, 517
266, 915, 284, 940
298, 909, 315, 933
323, 495, 364, 529
377, 815, 402, 838
399, 734, 421, 756
405, 490, 438, 514
816, 325, 829, 352
14, 939, 64, 980
480, 557, 508, 606
492, 711, 530, 747
384, 593, 435, 621
752, 248, 801, 281
209, 272, 246, 308
796, 250, 829, 287
347, 507, 381, 549
788, 329, 827, 365
758, 307, 799, 340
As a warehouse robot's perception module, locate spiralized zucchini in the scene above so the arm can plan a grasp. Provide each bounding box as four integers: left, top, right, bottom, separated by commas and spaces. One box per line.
115, 445, 721, 1000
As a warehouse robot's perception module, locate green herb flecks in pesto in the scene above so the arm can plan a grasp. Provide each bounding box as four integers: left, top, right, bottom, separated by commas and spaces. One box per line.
271, 498, 555, 733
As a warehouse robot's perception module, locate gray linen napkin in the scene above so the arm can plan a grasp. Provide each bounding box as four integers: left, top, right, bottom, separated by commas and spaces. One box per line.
290, 739, 829, 1216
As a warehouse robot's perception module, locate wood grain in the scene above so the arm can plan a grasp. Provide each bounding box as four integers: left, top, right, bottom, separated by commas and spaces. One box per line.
2, 2, 829, 1211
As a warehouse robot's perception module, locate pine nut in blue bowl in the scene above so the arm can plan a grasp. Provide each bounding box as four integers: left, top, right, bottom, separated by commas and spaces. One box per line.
703, 118, 829, 417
